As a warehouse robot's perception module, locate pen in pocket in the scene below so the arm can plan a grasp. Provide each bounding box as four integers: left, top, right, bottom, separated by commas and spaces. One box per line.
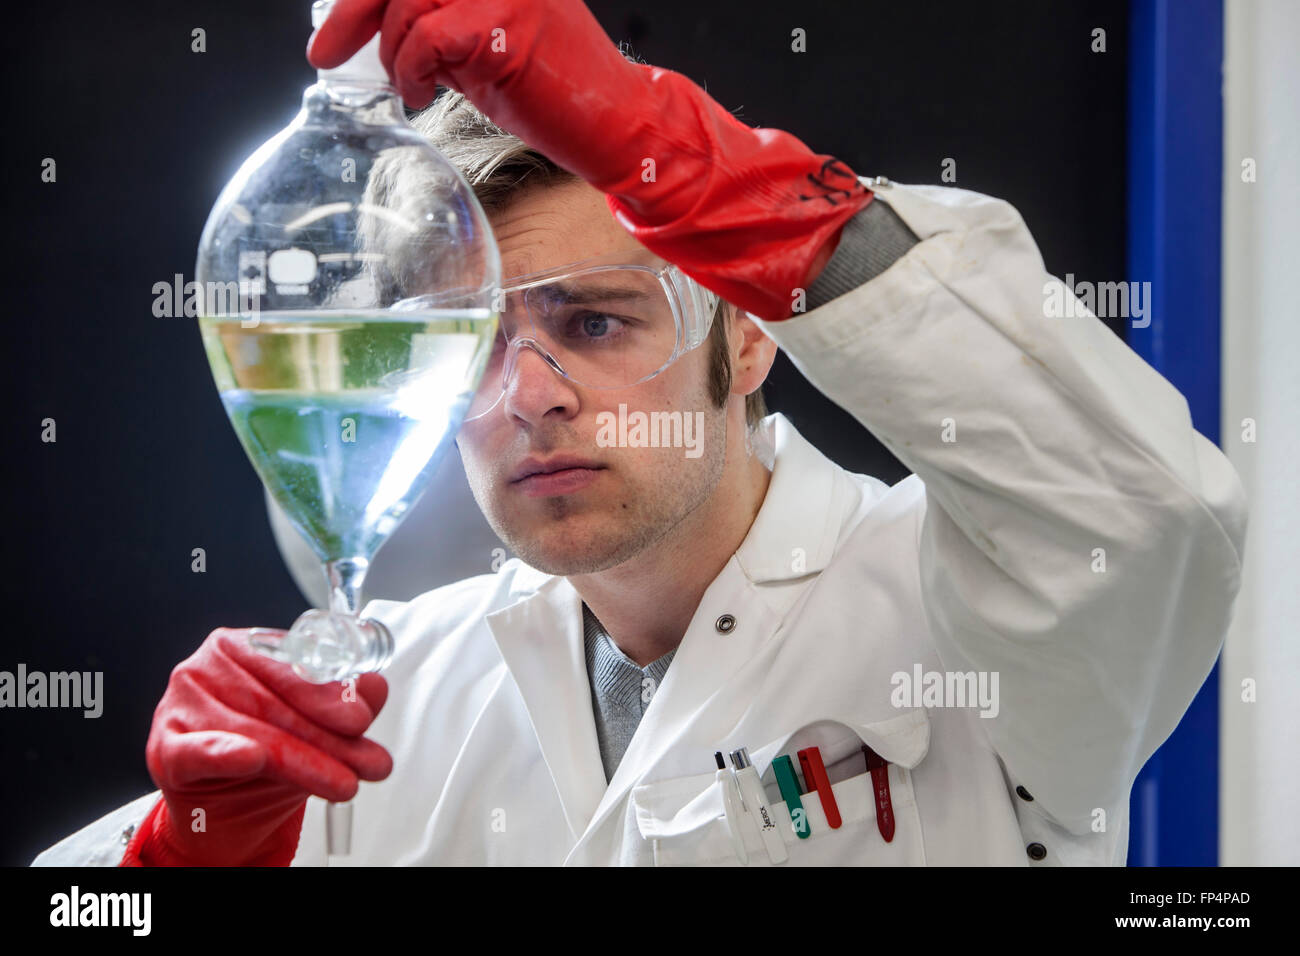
862, 744, 895, 842
714, 751, 750, 865
730, 747, 788, 864
798, 746, 841, 829
772, 754, 811, 839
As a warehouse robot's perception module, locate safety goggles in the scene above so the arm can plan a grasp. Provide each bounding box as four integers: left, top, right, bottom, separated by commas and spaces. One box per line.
458, 250, 720, 422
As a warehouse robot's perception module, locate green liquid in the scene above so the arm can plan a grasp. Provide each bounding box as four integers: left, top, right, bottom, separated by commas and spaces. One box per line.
200, 311, 497, 561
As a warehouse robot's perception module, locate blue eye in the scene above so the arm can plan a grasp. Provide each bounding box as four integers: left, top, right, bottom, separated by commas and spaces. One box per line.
572, 311, 628, 342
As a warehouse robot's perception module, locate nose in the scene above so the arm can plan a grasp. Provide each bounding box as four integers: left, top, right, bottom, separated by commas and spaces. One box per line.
499, 337, 580, 424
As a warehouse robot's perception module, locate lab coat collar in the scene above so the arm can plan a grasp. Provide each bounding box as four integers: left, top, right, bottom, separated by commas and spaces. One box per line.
733, 412, 855, 583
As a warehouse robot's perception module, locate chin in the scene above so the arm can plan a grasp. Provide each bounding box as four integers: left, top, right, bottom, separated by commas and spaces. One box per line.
512, 549, 609, 577
506, 523, 634, 576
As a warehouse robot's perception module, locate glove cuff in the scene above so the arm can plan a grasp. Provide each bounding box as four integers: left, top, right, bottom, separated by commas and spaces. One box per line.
804, 192, 920, 311
119, 796, 307, 867
120, 796, 191, 867
601, 65, 874, 321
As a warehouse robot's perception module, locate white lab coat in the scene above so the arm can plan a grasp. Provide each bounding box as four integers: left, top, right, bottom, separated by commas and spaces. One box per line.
33, 181, 1247, 866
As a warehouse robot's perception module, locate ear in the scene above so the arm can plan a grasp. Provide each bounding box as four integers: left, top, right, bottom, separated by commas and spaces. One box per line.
728, 305, 778, 399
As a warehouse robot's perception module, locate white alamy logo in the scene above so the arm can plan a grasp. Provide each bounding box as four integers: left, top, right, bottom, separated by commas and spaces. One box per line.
890, 664, 1000, 718
49, 886, 150, 936
151, 273, 262, 325
595, 403, 704, 459
1043, 275, 1152, 328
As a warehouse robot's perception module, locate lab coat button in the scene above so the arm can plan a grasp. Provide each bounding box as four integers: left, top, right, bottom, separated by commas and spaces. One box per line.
1027, 842, 1047, 861
121, 824, 135, 845
714, 614, 736, 634
1016, 786, 1034, 801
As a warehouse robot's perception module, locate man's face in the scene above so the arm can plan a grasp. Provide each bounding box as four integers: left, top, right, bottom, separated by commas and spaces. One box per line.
456, 179, 730, 575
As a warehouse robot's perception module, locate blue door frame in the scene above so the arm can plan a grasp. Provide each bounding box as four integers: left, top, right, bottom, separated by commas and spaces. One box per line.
1125, 0, 1225, 865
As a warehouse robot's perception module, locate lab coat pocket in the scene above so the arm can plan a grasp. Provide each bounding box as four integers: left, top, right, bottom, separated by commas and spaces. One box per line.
632, 710, 929, 866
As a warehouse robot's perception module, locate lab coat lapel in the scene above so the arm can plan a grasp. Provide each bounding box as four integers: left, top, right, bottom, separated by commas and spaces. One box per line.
485, 576, 607, 841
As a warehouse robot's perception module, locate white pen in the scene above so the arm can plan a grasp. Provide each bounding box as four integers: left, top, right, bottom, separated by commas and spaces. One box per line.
730, 747, 789, 864
715, 751, 750, 865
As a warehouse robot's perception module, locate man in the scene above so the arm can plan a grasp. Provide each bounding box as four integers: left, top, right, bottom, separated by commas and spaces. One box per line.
35, 0, 1246, 866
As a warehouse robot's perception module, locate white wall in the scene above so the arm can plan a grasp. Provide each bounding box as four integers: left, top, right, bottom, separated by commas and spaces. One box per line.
1220, 0, 1300, 866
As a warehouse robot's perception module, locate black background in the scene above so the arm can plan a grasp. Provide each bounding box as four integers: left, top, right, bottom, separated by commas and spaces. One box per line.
4, 0, 1127, 866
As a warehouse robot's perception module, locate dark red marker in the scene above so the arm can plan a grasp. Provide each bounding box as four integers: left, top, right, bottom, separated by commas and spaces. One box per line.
862, 744, 895, 842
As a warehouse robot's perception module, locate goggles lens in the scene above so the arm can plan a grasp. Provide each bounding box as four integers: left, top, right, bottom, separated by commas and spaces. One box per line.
466, 266, 685, 420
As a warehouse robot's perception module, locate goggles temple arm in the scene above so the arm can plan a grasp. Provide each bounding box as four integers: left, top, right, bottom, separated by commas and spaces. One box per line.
678, 271, 720, 350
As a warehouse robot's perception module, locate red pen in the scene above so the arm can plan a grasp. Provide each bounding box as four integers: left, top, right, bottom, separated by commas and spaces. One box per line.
797, 746, 841, 828
798, 750, 818, 792
862, 744, 895, 842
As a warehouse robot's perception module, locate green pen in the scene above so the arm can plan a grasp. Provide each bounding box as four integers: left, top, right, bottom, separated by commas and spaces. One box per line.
772, 754, 811, 839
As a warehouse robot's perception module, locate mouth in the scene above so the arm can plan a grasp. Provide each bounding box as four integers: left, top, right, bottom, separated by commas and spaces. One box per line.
509, 456, 606, 496
510, 456, 605, 483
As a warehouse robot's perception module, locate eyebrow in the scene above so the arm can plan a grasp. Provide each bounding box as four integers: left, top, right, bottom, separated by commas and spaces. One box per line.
532, 282, 653, 305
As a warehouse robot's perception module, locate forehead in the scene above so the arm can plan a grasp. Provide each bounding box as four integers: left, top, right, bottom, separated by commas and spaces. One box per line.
488, 179, 659, 279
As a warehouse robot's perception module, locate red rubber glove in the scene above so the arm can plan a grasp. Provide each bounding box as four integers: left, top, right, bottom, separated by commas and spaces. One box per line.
120, 629, 392, 866
307, 0, 873, 321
